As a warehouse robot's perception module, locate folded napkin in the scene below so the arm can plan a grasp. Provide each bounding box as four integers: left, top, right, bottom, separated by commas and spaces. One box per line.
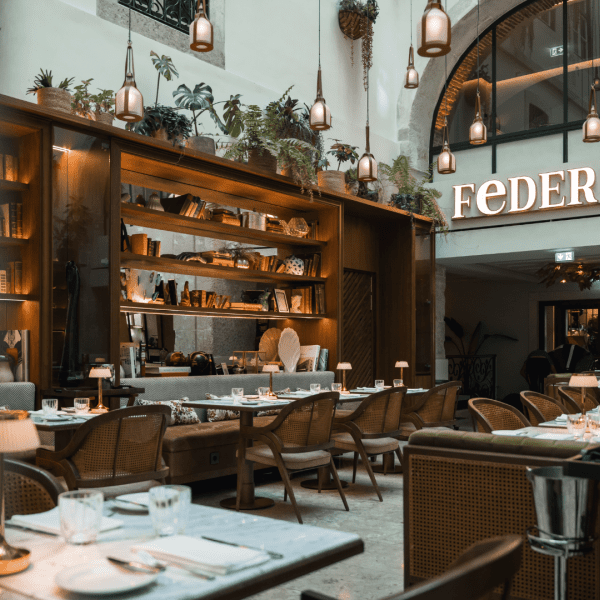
133, 535, 271, 576
29, 410, 68, 416
534, 433, 574, 441
356, 387, 379, 392
491, 429, 529, 437
206, 394, 232, 401
9, 507, 123, 536
556, 414, 568, 421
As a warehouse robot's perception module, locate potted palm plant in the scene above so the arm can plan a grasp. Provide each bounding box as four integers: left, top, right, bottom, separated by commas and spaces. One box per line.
27, 69, 74, 113
319, 140, 359, 193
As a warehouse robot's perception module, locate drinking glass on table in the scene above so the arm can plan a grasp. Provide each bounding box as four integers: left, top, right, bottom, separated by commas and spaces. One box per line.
332, 383, 342, 393
231, 388, 244, 403
310, 383, 321, 395
375, 380, 385, 390
74, 397, 90, 414
149, 486, 185, 537
567, 414, 586, 439
588, 414, 600, 441
59, 490, 103, 544
393, 379, 402, 387
258, 386, 270, 400
42, 398, 58, 416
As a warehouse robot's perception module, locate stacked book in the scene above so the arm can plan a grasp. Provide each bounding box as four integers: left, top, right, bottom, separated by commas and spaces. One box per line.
147, 238, 161, 257
286, 283, 326, 315
247, 254, 285, 273
229, 302, 263, 312
160, 193, 207, 219
201, 251, 235, 267
0, 202, 23, 238
199, 292, 231, 309
0, 261, 22, 294
210, 209, 240, 227
298, 253, 321, 277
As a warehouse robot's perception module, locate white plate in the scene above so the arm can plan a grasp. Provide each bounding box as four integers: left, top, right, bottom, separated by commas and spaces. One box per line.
39, 415, 72, 421
491, 430, 529, 437
114, 492, 150, 512
55, 559, 158, 595
240, 401, 259, 405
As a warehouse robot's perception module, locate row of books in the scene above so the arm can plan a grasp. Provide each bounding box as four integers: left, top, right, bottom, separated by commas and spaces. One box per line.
0, 203, 23, 239
299, 253, 321, 278
161, 193, 207, 219
0, 261, 23, 294
250, 255, 286, 273
285, 284, 326, 315
0, 155, 18, 182
129, 233, 161, 257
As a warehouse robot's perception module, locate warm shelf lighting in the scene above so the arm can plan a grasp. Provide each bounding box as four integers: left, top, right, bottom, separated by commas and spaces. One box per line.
583, 85, 600, 143
310, 0, 332, 131
115, 11, 144, 123
190, 0, 213, 52
417, 0, 451, 58
404, 45, 419, 89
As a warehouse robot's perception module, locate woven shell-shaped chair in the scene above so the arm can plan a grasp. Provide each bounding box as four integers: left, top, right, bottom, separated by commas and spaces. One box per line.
557, 386, 600, 413
36, 405, 171, 490
239, 392, 347, 524
3, 458, 64, 519
520, 391, 566, 426
401, 381, 463, 432
468, 398, 531, 433
332, 387, 406, 502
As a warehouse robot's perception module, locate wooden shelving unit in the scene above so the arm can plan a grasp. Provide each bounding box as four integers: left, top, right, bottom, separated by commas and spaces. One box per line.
120, 301, 326, 320
0, 180, 29, 192
0, 238, 28, 247
0, 293, 36, 302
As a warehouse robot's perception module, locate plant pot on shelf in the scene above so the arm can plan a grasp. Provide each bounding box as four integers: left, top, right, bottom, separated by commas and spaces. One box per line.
92, 112, 115, 126
338, 9, 368, 39
187, 135, 216, 154
36, 87, 72, 113
248, 148, 277, 174
151, 128, 184, 147
391, 193, 422, 214
318, 170, 346, 194
346, 180, 359, 196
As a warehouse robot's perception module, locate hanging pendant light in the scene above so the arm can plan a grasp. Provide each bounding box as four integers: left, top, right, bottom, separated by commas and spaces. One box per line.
583, 85, 600, 142
438, 117, 456, 174
115, 10, 143, 123
358, 69, 377, 182
190, 0, 213, 52
417, 0, 451, 57
310, 0, 332, 131
469, 0, 486, 144
404, 0, 419, 89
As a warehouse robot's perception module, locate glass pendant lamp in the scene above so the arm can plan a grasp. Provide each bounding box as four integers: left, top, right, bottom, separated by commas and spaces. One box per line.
190, 0, 213, 52
404, 0, 419, 89
358, 69, 378, 182
438, 117, 456, 174
310, 0, 332, 131
417, 0, 451, 58
583, 85, 600, 143
115, 10, 143, 123
469, 0, 486, 144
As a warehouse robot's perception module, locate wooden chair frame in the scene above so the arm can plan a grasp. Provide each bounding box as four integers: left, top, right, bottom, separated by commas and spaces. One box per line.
468, 398, 531, 433
238, 392, 348, 524
520, 391, 566, 426
557, 386, 600, 413
401, 381, 463, 430
36, 405, 170, 490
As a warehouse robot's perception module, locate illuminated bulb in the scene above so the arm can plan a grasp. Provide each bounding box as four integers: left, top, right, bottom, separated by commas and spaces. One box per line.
190, 1, 213, 52
115, 41, 144, 123
583, 86, 600, 143
309, 69, 332, 131
469, 91, 487, 145
561, 279, 567, 283
404, 45, 419, 89
417, 1, 451, 58
358, 125, 378, 182
437, 117, 456, 175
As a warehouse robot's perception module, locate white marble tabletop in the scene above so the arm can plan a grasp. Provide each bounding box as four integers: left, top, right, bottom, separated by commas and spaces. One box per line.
2, 503, 363, 600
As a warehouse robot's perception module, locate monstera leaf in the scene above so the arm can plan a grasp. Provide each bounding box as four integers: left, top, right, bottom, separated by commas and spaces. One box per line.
150, 51, 179, 81
173, 83, 214, 112
223, 94, 243, 137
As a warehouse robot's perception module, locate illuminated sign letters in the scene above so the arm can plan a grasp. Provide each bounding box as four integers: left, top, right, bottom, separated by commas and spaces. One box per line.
453, 168, 599, 219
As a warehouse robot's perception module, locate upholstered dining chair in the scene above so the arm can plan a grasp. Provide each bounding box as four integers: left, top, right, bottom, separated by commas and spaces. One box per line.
4, 459, 64, 519
520, 391, 566, 426
468, 398, 531, 433
400, 381, 463, 432
332, 387, 406, 502
36, 405, 171, 491
238, 392, 348, 524
301, 534, 522, 600
557, 386, 600, 413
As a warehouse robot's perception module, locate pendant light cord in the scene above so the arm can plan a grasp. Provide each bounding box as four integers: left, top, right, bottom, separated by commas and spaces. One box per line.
367, 68, 370, 126
476, 0, 480, 95
128, 8, 131, 42
410, 0, 413, 43
318, 0, 321, 69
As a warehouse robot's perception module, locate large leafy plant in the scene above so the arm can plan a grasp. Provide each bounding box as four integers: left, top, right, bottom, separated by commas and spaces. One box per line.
128, 105, 192, 142
445, 317, 517, 357
27, 69, 74, 94
150, 51, 179, 106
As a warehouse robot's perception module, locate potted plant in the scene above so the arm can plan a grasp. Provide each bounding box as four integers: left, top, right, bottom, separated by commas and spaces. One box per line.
379, 155, 449, 233
90, 89, 115, 125
71, 79, 94, 119
345, 167, 379, 202
319, 140, 359, 193
27, 69, 74, 113
173, 83, 242, 154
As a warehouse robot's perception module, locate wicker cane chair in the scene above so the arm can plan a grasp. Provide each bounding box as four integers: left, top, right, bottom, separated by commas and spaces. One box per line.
468, 398, 531, 433
519, 391, 566, 426
301, 535, 522, 600
401, 381, 463, 431
36, 405, 170, 491
238, 392, 348, 524
4, 459, 64, 519
557, 386, 600, 413
331, 387, 406, 502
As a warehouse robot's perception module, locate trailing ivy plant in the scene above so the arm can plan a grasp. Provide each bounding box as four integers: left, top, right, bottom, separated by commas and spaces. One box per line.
27, 69, 74, 95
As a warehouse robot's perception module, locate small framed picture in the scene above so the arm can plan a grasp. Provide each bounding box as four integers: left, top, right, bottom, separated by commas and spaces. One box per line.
274, 289, 289, 313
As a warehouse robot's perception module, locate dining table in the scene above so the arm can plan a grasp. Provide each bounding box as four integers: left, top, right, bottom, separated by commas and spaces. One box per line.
1, 502, 364, 600
29, 411, 99, 450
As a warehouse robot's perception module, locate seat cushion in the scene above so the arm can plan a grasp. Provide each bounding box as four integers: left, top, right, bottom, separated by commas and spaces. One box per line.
332, 432, 399, 454
244, 445, 331, 470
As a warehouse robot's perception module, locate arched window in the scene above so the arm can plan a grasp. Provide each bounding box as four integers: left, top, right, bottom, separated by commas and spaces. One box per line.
432, 0, 600, 159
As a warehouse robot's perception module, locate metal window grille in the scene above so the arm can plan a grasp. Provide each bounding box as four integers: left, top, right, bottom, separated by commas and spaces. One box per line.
118, 0, 209, 35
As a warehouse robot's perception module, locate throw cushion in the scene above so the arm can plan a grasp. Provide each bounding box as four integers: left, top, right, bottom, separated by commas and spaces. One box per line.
135, 398, 200, 426
206, 408, 240, 422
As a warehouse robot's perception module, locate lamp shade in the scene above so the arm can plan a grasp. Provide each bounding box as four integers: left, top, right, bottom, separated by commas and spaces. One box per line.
115, 42, 144, 123
337, 362, 352, 370
583, 87, 600, 143
404, 45, 419, 89
263, 364, 281, 373
190, 2, 213, 52
469, 93, 487, 145
438, 118, 456, 174
417, 1, 451, 58
89, 367, 112, 379
0, 412, 40, 453
395, 361, 409, 368
309, 69, 332, 131
569, 374, 598, 388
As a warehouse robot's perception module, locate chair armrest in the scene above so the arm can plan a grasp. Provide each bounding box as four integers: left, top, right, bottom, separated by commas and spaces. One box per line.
402, 412, 425, 430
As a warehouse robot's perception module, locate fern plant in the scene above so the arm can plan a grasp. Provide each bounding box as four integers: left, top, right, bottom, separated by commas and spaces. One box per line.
27, 69, 74, 94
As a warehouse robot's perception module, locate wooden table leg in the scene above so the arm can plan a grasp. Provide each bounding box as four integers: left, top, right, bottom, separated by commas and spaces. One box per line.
372, 452, 403, 474
220, 411, 275, 511
301, 464, 349, 490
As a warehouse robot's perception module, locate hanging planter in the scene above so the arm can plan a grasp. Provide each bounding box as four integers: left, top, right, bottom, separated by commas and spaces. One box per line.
338, 9, 367, 40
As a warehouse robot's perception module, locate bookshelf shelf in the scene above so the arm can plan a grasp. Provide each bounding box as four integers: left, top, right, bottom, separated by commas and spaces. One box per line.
0, 293, 35, 302
121, 204, 325, 249
0, 180, 28, 192
120, 301, 326, 320
0, 237, 27, 247
120, 253, 326, 285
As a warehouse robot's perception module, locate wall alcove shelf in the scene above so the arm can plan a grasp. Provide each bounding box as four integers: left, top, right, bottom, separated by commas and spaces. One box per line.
0, 180, 29, 192
0, 238, 28, 247
0, 294, 36, 302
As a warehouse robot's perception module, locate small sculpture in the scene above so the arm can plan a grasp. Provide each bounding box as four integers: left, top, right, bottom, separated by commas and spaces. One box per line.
180, 281, 191, 306
291, 295, 302, 313
146, 192, 164, 211
134, 194, 146, 207
258, 289, 271, 311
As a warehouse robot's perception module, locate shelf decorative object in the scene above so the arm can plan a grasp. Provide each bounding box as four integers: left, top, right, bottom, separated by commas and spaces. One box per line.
284, 256, 305, 276
259, 328, 282, 362
278, 328, 301, 373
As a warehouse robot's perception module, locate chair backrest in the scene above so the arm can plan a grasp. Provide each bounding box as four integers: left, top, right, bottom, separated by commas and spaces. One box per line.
468, 398, 531, 433
408, 381, 462, 425
3, 458, 64, 519
349, 387, 407, 437
301, 535, 522, 600
0, 382, 36, 411
520, 391, 565, 426
269, 392, 338, 452
558, 386, 600, 413
59, 405, 171, 489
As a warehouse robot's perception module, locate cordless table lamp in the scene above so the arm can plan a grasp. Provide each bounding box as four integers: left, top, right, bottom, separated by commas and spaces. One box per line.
89, 366, 113, 412
568, 373, 598, 414
336, 362, 352, 392
263, 364, 280, 397
0, 411, 40, 574
395, 361, 409, 386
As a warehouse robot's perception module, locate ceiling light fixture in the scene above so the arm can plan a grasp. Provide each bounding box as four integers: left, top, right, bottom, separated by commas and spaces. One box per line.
309, 0, 332, 131
469, 0, 487, 145
584, 85, 600, 142
190, 0, 213, 52
438, 52, 456, 174
358, 68, 378, 182
417, 0, 451, 58
115, 9, 144, 123
404, 0, 419, 89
